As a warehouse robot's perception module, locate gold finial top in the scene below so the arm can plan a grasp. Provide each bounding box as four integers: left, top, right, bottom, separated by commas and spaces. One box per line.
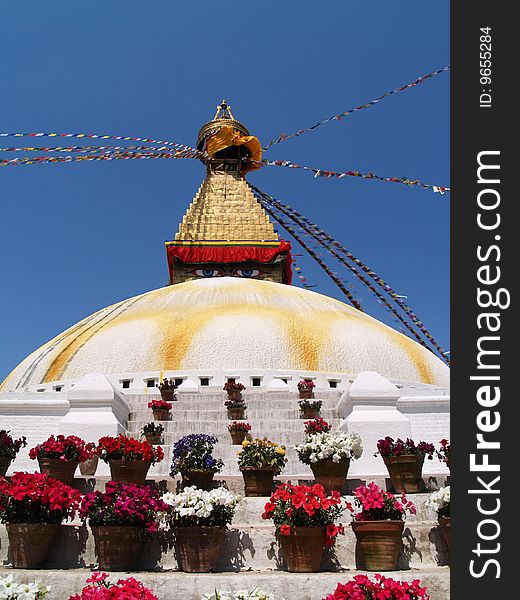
197, 100, 250, 150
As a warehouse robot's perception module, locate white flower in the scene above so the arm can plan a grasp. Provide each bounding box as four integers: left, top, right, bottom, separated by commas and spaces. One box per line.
201, 589, 272, 600
426, 486, 450, 514
295, 431, 364, 464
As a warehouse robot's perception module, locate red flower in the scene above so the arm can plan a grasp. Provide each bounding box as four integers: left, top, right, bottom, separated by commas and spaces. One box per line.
29, 435, 95, 463
148, 399, 173, 410
96, 435, 163, 465
279, 524, 292, 536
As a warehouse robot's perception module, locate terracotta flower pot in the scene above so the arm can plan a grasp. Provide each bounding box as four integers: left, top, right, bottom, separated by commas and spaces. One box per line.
37, 457, 79, 485
108, 459, 151, 485
173, 526, 226, 572
153, 408, 170, 421
383, 454, 425, 493
298, 389, 313, 399
180, 469, 216, 491
144, 433, 163, 445
310, 459, 350, 495
227, 390, 242, 402
438, 516, 451, 551
240, 467, 276, 496
277, 526, 326, 572
351, 520, 404, 571
79, 455, 99, 477
227, 407, 245, 420
7, 522, 60, 568
160, 389, 175, 402
0, 456, 12, 477
300, 406, 320, 419
230, 430, 248, 445
91, 525, 142, 571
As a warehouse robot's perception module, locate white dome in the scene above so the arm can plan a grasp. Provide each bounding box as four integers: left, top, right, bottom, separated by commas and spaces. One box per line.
1, 278, 449, 390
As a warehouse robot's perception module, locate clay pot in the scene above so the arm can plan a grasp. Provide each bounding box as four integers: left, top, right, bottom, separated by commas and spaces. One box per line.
0, 456, 12, 477
351, 520, 404, 571
173, 526, 226, 572
180, 469, 216, 491
383, 454, 425, 493
227, 390, 242, 402
144, 433, 163, 445
227, 407, 245, 420
79, 455, 99, 477
230, 430, 248, 445
160, 389, 175, 402
438, 516, 451, 551
37, 457, 78, 485
7, 522, 60, 568
310, 459, 350, 495
277, 526, 326, 572
91, 525, 142, 571
240, 467, 276, 496
298, 389, 313, 399
108, 459, 151, 485
300, 405, 320, 419
153, 408, 170, 421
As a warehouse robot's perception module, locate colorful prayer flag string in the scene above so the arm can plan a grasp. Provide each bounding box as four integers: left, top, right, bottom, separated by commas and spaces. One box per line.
251, 185, 449, 364
258, 158, 449, 193
263, 66, 450, 150
0, 131, 206, 158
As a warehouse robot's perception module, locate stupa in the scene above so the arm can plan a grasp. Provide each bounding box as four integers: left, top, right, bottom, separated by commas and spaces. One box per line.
0, 103, 450, 598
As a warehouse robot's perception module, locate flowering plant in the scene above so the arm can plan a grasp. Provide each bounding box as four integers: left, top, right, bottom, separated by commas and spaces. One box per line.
141, 422, 164, 437
297, 380, 315, 391
376, 437, 435, 460
68, 572, 159, 600
237, 438, 287, 474
225, 397, 247, 410
0, 471, 81, 524
425, 486, 450, 519
79, 481, 167, 533
170, 434, 223, 476
157, 378, 176, 391
201, 589, 271, 600
0, 574, 51, 599
295, 431, 363, 465
223, 382, 246, 393
304, 418, 332, 436
324, 574, 430, 600
162, 486, 241, 527
437, 439, 450, 468
298, 399, 322, 411
96, 435, 164, 465
262, 483, 345, 546
29, 435, 95, 463
348, 482, 416, 522
0, 430, 27, 460
148, 399, 173, 410
228, 421, 252, 432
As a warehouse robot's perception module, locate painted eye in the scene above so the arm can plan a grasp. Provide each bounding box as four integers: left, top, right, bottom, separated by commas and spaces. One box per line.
232, 268, 262, 278
190, 268, 224, 278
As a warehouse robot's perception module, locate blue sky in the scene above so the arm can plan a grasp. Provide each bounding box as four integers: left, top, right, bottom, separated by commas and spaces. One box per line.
0, 1, 449, 381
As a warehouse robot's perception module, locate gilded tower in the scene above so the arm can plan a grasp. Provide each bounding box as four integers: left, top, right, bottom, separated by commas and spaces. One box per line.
165, 101, 292, 285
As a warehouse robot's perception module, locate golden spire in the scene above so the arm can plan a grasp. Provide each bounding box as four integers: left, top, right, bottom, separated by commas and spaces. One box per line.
175, 102, 277, 242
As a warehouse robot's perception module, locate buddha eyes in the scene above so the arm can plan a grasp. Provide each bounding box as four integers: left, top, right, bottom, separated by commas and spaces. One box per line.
188, 268, 265, 278
191, 268, 224, 278
232, 268, 262, 278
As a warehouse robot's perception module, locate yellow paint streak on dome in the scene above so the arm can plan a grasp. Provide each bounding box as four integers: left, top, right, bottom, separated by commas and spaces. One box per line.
383, 326, 434, 384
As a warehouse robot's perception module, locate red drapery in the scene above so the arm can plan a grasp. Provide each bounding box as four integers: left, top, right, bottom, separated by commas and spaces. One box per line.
165, 240, 292, 284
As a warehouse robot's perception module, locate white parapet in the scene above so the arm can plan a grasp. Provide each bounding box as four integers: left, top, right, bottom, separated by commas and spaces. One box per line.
338, 371, 411, 476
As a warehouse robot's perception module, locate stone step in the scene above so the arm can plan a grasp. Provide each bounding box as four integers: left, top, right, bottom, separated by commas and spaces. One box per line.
0, 520, 449, 573
71, 474, 451, 499
0, 568, 450, 600
125, 390, 344, 403
128, 409, 338, 421
127, 397, 340, 411
129, 430, 311, 445
127, 418, 340, 433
